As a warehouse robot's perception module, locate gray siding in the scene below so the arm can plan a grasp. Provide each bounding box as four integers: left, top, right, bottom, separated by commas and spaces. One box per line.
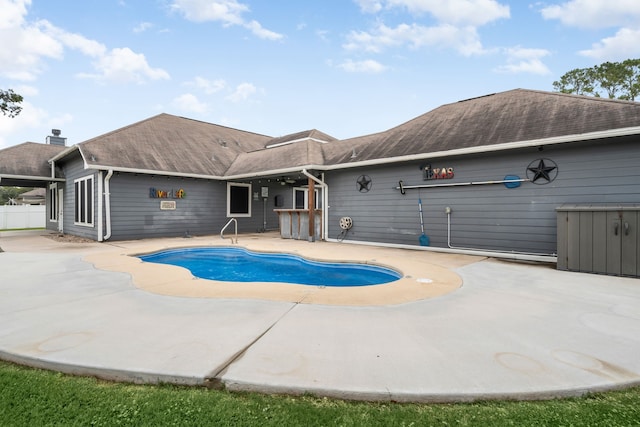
105, 174, 292, 240
57, 153, 99, 240
326, 136, 640, 255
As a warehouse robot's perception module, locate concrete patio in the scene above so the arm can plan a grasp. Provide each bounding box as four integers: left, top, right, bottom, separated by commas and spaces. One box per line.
0, 230, 638, 402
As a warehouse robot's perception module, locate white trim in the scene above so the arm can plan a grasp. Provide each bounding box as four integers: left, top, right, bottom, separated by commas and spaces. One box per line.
48, 145, 79, 162
0, 174, 65, 182
223, 126, 640, 179
57, 187, 64, 233
83, 164, 224, 180
103, 170, 113, 240
266, 137, 330, 149
73, 175, 94, 227
97, 171, 103, 241
46, 125, 640, 182
226, 182, 252, 218
48, 183, 58, 222
293, 187, 319, 209
302, 169, 328, 241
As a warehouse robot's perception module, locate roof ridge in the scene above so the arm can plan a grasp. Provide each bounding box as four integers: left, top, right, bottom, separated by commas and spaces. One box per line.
78, 113, 273, 147
172, 114, 273, 138
512, 88, 640, 106
78, 113, 168, 145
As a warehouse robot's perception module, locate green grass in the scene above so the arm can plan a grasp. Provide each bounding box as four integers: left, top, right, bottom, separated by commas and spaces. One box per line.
0, 360, 638, 426
0, 227, 44, 232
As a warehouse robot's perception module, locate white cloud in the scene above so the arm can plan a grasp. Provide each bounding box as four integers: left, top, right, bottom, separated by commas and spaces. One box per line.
495, 47, 551, 75
338, 59, 387, 73
14, 84, 38, 96
540, 0, 640, 29
346, 0, 508, 58
316, 29, 330, 42
133, 22, 153, 33
0, 0, 30, 29
393, 0, 509, 26
37, 20, 106, 57
578, 27, 640, 60
0, 100, 72, 148
171, 0, 283, 40
243, 20, 283, 41
171, 0, 247, 24
354, 0, 383, 13
172, 93, 208, 113
0, 20, 64, 80
539, 1, 640, 62
344, 22, 484, 56
0, 2, 167, 84
79, 47, 170, 83
226, 82, 257, 102
186, 76, 227, 94
356, 0, 510, 26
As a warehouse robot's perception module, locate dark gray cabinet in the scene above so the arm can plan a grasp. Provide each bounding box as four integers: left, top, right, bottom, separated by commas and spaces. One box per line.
557, 205, 640, 277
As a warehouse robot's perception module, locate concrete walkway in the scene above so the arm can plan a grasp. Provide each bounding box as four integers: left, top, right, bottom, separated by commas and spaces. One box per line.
0, 230, 639, 402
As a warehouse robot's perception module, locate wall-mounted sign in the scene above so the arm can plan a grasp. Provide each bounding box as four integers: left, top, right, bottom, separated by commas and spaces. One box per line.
526, 158, 558, 184
160, 201, 176, 210
149, 188, 186, 199
356, 175, 372, 192
422, 164, 454, 180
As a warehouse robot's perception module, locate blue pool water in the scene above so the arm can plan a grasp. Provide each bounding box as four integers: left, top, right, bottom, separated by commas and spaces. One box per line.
138, 247, 401, 287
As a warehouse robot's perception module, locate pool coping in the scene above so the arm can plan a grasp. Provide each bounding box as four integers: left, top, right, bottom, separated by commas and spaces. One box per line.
84, 234, 483, 306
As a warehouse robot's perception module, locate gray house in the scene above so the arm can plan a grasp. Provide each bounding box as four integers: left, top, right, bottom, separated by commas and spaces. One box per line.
1, 89, 639, 273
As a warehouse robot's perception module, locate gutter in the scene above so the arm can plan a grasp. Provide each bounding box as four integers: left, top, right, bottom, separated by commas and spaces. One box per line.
45, 126, 640, 182
317, 125, 640, 172
103, 169, 113, 241
222, 126, 640, 179
0, 174, 65, 182
301, 169, 328, 241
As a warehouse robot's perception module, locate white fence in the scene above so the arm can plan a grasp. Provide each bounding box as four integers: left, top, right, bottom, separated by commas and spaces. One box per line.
0, 205, 46, 229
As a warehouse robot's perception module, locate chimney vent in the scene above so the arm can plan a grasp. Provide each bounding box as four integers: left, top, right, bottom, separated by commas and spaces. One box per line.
46, 129, 67, 146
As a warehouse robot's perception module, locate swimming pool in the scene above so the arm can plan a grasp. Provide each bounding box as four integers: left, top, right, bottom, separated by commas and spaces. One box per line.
138, 247, 402, 287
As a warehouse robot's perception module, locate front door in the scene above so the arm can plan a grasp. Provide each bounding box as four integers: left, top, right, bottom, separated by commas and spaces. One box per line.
57, 188, 64, 233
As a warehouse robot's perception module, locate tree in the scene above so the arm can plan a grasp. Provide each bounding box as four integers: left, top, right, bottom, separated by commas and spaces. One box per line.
552, 67, 595, 96
619, 58, 640, 101
594, 61, 627, 99
0, 187, 29, 205
553, 59, 640, 101
0, 89, 23, 118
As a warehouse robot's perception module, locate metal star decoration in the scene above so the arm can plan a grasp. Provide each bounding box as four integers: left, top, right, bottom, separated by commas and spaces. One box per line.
527, 159, 558, 184
356, 175, 372, 192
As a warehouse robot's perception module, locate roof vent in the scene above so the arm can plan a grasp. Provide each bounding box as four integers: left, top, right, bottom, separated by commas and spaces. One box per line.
46, 129, 67, 146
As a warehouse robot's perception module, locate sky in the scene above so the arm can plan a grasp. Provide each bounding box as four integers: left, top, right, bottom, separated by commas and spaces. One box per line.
1, 0, 640, 150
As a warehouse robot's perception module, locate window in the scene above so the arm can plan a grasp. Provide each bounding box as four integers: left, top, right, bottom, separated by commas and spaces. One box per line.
74, 176, 94, 226
227, 182, 251, 217
293, 187, 319, 209
48, 183, 57, 222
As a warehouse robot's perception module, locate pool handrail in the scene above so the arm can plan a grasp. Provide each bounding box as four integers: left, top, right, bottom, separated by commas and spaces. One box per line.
221, 218, 238, 244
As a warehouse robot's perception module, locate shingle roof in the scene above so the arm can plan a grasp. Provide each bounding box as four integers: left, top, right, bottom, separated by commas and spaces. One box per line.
0, 142, 66, 186
322, 89, 640, 165
4, 89, 640, 183
265, 129, 337, 148
225, 139, 326, 177
77, 113, 272, 176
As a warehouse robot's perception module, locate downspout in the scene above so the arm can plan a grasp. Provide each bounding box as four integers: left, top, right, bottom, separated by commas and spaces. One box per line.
97, 171, 103, 242
103, 169, 113, 241
302, 169, 328, 241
